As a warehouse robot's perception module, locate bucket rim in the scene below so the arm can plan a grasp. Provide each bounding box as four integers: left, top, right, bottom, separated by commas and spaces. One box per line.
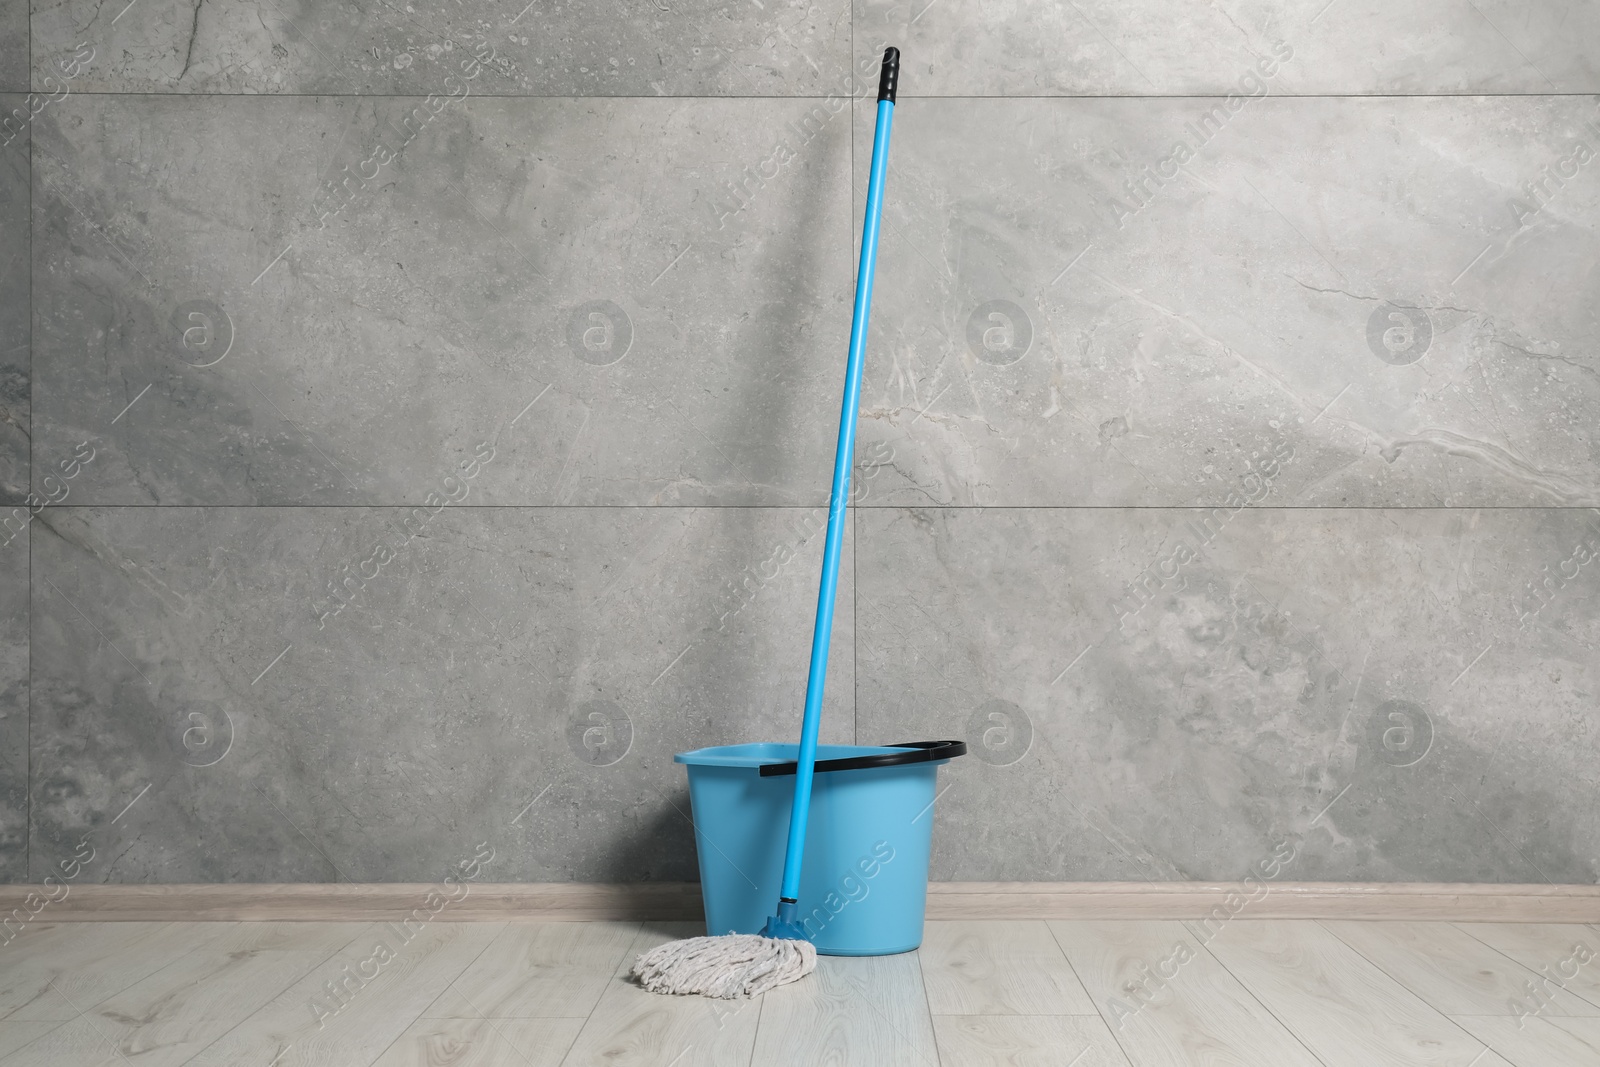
674, 742, 908, 768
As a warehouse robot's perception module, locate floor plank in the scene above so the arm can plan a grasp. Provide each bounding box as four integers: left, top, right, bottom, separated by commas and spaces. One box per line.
1202, 920, 1513, 1067
921, 921, 1096, 1015
1452, 924, 1600, 1011
0, 923, 220, 1022
84, 922, 371, 1066
368, 1017, 585, 1066
422, 921, 640, 1019
0, 1015, 126, 1067
750, 948, 940, 1067
1451, 1015, 1600, 1067
0, 1021, 68, 1059
1551, 1020, 1600, 1049
1049, 920, 1323, 1067
0, 922, 103, 965
183, 921, 504, 1067
933, 1015, 1132, 1066
559, 923, 763, 1067
1, 917, 1592, 1066
1323, 920, 1600, 1017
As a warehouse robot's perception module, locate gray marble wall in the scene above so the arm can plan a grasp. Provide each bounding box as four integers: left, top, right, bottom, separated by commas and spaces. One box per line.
2, 1, 1597, 887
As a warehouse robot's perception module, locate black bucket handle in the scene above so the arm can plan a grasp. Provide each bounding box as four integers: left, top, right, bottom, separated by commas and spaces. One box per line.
758, 739, 966, 777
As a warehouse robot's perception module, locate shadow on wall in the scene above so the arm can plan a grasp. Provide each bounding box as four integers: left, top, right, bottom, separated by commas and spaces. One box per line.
1319, 700, 1594, 884
594, 787, 696, 886
597, 791, 710, 936
706, 100, 844, 503
542, 117, 850, 898
594, 104, 851, 901
696, 94, 849, 720
1040, 571, 1596, 885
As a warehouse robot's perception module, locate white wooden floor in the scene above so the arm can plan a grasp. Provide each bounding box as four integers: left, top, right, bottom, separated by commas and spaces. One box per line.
3, 918, 1599, 1065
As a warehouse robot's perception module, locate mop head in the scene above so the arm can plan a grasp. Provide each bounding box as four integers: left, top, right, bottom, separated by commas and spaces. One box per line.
631, 934, 817, 998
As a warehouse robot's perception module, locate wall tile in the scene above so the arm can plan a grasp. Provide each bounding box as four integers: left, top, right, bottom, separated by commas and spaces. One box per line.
8, 4, 1597, 891
0, 0, 24, 93
0, 96, 25, 506
30, 0, 854, 96
0, 524, 24, 883
32, 94, 854, 506
29, 505, 853, 882
0, 92, 24, 883
854, 96, 1600, 508
856, 507, 1600, 883
857, 0, 1600, 95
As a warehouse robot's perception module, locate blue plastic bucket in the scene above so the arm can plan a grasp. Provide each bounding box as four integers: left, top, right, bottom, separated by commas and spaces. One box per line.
675, 741, 961, 956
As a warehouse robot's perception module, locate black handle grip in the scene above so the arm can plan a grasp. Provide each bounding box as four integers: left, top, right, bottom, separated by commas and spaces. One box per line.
759, 739, 964, 777
878, 46, 900, 103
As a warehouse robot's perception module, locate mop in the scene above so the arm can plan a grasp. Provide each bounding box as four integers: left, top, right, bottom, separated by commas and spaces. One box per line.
631, 45, 901, 999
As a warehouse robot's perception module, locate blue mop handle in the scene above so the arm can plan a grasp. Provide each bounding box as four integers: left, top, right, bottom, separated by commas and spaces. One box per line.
775, 47, 899, 912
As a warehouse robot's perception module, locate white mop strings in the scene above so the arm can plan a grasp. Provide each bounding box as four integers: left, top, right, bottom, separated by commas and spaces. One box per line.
631, 934, 817, 999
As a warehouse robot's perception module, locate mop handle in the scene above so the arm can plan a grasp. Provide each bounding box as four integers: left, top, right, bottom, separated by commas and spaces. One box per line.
777, 46, 899, 908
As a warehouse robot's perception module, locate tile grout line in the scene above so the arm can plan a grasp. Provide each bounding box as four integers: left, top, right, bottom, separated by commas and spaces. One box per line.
24, 91, 1600, 100
19, 504, 1600, 510
25, 56, 32, 888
